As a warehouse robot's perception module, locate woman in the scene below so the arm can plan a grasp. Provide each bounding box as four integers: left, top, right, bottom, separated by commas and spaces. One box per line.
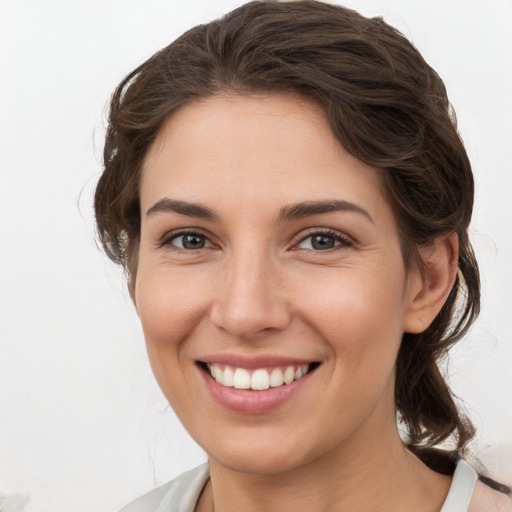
94, 1, 511, 510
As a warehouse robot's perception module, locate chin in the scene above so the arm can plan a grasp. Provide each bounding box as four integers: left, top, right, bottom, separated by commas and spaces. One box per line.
201, 423, 338, 477
210, 447, 310, 476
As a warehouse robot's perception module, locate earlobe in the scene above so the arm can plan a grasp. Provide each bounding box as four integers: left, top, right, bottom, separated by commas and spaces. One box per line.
403, 232, 459, 334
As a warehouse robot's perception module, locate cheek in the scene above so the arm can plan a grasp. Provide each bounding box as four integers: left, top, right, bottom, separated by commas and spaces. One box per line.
135, 264, 207, 340
294, 262, 408, 363
134, 265, 210, 395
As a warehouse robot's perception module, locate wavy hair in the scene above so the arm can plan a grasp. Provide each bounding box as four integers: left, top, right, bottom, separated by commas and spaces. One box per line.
95, 0, 480, 453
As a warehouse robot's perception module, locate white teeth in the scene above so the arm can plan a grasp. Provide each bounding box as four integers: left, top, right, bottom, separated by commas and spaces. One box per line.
233, 368, 251, 389
251, 369, 270, 390
295, 364, 309, 380
223, 366, 234, 387
212, 364, 223, 383
283, 366, 295, 384
207, 363, 311, 390
269, 367, 284, 387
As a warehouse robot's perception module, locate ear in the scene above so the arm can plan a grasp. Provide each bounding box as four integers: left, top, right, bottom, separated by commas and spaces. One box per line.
403, 232, 459, 334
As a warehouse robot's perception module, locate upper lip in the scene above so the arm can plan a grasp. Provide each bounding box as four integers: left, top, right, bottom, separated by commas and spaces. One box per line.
197, 353, 319, 369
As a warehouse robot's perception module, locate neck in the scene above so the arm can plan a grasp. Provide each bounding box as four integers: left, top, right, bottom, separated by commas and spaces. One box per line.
199, 424, 450, 512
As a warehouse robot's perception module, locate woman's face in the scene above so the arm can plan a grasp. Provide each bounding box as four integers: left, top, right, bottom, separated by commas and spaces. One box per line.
135, 94, 423, 474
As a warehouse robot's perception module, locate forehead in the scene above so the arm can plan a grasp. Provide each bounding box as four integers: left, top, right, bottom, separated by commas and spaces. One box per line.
140, 94, 390, 220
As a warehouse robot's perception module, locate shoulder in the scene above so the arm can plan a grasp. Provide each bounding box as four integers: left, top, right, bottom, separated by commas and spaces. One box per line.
468, 480, 512, 512
442, 458, 511, 512
119, 464, 210, 512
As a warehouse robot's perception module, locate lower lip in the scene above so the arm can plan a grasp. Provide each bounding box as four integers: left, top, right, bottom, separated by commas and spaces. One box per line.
198, 366, 313, 414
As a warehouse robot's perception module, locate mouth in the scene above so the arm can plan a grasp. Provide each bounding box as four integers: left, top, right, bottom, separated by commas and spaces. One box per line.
197, 361, 321, 391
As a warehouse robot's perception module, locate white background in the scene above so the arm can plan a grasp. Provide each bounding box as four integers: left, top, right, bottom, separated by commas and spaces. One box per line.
1, 1, 511, 511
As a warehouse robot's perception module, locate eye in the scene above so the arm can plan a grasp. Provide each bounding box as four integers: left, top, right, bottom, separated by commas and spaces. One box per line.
297, 230, 352, 251
166, 231, 213, 250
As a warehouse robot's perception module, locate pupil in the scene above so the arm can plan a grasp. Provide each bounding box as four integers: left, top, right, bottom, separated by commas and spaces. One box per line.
183, 234, 205, 249
312, 234, 335, 250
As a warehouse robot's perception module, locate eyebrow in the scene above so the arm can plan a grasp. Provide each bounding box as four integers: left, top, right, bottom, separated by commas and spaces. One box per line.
146, 198, 373, 224
146, 198, 220, 220
278, 200, 374, 224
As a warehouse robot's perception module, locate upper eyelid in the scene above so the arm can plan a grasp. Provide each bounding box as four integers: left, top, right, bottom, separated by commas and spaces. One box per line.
156, 227, 354, 248
294, 227, 353, 244
159, 228, 213, 246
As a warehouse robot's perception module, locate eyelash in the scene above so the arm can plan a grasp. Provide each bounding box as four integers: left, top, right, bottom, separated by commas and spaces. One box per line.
159, 228, 353, 253
294, 229, 353, 252
159, 230, 213, 252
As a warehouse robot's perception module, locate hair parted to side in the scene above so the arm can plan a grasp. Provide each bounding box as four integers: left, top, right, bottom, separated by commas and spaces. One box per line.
95, 0, 480, 453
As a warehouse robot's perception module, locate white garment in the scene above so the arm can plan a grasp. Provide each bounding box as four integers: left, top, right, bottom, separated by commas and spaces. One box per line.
119, 459, 477, 512
440, 460, 478, 512
119, 464, 209, 512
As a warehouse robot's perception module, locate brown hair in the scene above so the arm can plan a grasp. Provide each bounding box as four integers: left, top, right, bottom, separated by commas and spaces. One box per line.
95, 0, 479, 452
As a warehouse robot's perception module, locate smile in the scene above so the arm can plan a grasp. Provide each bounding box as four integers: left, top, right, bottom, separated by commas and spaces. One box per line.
207, 363, 310, 390
197, 358, 321, 414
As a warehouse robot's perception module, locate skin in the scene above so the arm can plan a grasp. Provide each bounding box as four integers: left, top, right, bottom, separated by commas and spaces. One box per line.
134, 94, 461, 512
470, 482, 512, 512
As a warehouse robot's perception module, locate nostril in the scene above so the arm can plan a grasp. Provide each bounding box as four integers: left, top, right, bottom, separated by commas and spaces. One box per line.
209, 279, 292, 338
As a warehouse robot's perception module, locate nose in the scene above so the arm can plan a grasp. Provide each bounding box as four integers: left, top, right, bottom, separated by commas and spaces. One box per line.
210, 248, 291, 340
